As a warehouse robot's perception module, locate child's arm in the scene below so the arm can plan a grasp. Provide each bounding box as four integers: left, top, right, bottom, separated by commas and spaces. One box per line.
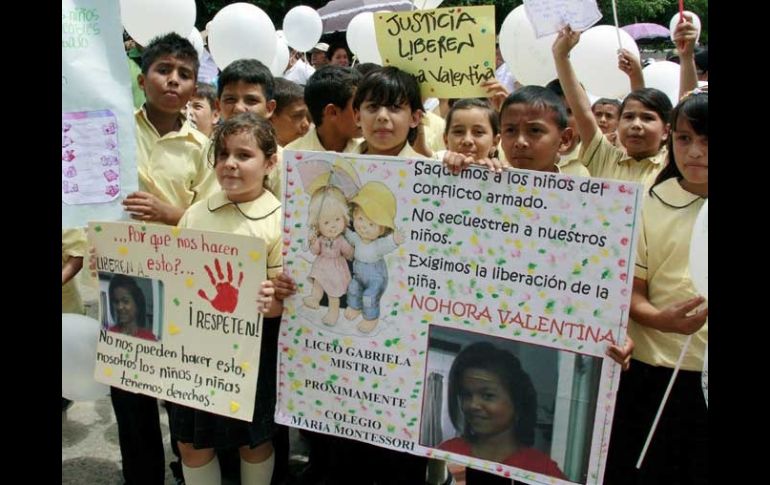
443, 151, 505, 175
552, 27, 600, 151
673, 15, 699, 99
123, 191, 185, 225
62, 256, 83, 285
618, 49, 645, 92
630, 277, 708, 334
271, 272, 298, 302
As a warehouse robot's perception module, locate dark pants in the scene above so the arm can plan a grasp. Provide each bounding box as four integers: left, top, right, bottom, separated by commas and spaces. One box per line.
326, 438, 428, 485
604, 360, 708, 485
110, 386, 166, 485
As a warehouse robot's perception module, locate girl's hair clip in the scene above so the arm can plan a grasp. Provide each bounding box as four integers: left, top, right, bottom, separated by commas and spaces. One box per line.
682, 86, 708, 99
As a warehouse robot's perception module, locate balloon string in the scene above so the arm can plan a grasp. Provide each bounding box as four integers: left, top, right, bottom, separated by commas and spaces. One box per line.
636, 334, 693, 469
611, 0, 622, 50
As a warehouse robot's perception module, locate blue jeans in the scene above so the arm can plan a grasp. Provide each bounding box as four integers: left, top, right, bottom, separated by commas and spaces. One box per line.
347, 259, 388, 320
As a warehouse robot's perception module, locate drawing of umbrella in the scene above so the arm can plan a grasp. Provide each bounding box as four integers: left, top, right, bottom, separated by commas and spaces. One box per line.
621, 23, 671, 40
318, 0, 414, 33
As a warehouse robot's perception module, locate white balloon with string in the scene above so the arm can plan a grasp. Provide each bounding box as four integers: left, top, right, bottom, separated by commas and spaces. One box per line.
572, 25, 640, 99
347, 12, 383, 65
208, 3, 277, 70
120, 0, 196, 47
283, 5, 323, 53
270, 36, 291, 77
188, 29, 205, 60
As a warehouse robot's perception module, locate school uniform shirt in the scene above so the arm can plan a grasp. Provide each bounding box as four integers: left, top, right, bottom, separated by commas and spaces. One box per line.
579, 130, 667, 183
284, 127, 361, 154
178, 190, 283, 279
265, 145, 285, 203
354, 140, 424, 159
62, 228, 88, 314
135, 106, 219, 211
557, 158, 590, 177
629, 178, 707, 371
422, 110, 447, 155
558, 141, 582, 167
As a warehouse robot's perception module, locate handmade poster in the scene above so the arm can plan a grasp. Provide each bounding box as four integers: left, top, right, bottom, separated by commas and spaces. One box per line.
89, 221, 266, 420
523, 0, 602, 38
276, 151, 642, 484
62, 110, 122, 204
374, 6, 496, 98
63, 0, 137, 226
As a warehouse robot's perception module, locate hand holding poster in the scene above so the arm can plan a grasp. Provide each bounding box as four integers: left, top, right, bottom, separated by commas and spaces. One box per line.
374, 6, 496, 98
89, 222, 267, 420
523, 0, 602, 38
276, 151, 642, 484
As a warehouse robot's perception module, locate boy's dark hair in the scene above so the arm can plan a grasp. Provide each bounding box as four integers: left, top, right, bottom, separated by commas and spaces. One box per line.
140, 32, 199, 77
193, 83, 217, 109
501, 85, 569, 130
444, 98, 500, 136
545, 78, 565, 98
447, 342, 537, 446
325, 43, 351, 62
273, 78, 305, 114
108, 275, 147, 329
621, 88, 673, 138
304, 65, 362, 126
353, 66, 423, 143
651, 91, 708, 194
592, 97, 621, 112
209, 112, 278, 168
354, 62, 381, 78
217, 59, 274, 101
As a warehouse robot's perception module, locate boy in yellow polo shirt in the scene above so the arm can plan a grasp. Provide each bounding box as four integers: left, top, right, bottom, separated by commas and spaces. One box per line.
123, 33, 217, 226
285, 65, 363, 154
117, 32, 213, 485
270, 77, 310, 147
215, 59, 286, 202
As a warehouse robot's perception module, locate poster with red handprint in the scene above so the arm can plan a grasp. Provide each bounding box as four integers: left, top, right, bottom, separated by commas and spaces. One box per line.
89, 221, 266, 421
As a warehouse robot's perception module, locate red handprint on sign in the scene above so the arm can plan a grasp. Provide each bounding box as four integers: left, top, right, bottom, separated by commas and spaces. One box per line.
198, 259, 243, 313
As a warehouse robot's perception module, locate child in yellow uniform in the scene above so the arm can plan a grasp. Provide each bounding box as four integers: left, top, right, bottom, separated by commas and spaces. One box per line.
188, 82, 220, 137
440, 98, 504, 173
173, 112, 297, 485
552, 27, 672, 183
604, 90, 708, 485
270, 77, 310, 147
62, 227, 87, 411
123, 33, 218, 226
285, 65, 363, 154
117, 32, 216, 485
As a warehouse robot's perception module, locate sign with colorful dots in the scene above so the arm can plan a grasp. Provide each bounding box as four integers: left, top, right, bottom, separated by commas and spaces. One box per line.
88, 222, 266, 421
277, 151, 643, 484
373, 6, 496, 98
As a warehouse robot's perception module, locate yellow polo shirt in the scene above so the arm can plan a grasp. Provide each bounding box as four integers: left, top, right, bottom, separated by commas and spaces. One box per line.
580, 130, 667, 183
178, 190, 283, 279
558, 157, 590, 177
135, 107, 219, 211
422, 111, 447, 155
355, 141, 423, 159
284, 127, 361, 154
629, 178, 707, 370
62, 228, 88, 314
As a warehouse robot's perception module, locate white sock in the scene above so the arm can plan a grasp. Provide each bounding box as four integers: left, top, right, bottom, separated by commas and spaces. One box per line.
240, 451, 274, 485
182, 455, 221, 485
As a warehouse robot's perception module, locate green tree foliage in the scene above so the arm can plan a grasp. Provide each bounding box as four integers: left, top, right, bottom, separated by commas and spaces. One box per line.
196, 0, 707, 43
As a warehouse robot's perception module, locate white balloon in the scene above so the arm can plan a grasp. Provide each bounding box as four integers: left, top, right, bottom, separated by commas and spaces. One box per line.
208, 3, 277, 70
412, 0, 444, 9
119, 0, 196, 47
669, 11, 702, 44
643, 61, 680, 107
62, 314, 109, 402
283, 6, 323, 53
572, 25, 640, 99
188, 29, 205, 60
689, 200, 708, 299
499, 6, 558, 87
347, 12, 383, 65
270, 36, 291, 77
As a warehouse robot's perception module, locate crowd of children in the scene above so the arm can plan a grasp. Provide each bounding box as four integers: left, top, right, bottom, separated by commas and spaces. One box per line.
65, 11, 707, 484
